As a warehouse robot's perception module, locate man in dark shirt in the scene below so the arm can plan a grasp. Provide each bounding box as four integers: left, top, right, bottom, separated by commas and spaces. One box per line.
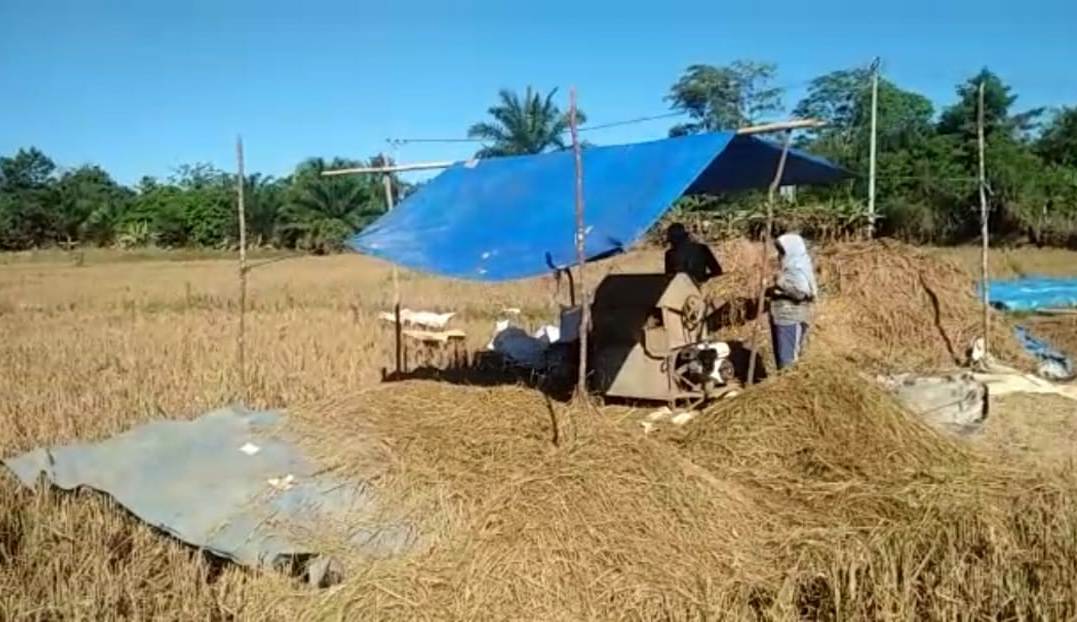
663, 223, 722, 284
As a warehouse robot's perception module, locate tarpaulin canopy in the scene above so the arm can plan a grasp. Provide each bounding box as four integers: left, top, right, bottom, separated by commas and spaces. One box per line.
348, 132, 847, 281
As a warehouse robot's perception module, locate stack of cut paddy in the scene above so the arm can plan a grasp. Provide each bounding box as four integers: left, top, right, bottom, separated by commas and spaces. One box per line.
286, 382, 776, 620
703, 239, 1030, 374
280, 356, 1077, 621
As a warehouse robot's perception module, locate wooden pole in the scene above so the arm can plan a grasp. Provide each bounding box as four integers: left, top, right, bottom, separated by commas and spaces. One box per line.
746, 130, 793, 385
867, 57, 880, 239
236, 136, 248, 400
734, 118, 827, 135
383, 173, 403, 375
319, 120, 826, 180
321, 160, 457, 176
978, 80, 990, 357
569, 87, 589, 398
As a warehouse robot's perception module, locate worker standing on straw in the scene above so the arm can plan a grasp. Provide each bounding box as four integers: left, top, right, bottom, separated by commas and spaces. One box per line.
664, 223, 723, 285
767, 232, 817, 370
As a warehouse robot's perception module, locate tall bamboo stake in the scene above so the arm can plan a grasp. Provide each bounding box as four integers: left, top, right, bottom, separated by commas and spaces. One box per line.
569, 88, 589, 398
978, 80, 990, 356
384, 173, 402, 375
235, 136, 248, 400
867, 57, 880, 238
746, 130, 793, 385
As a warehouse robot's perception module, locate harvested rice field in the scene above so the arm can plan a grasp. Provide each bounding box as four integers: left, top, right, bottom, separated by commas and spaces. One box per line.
2, 241, 1077, 620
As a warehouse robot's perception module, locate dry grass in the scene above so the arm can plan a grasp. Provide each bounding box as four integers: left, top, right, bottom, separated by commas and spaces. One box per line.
1024, 315, 1077, 358
978, 393, 1077, 468
0, 249, 641, 620
0, 241, 1075, 620
702, 239, 1031, 373
936, 244, 1077, 279
284, 383, 771, 620
270, 358, 1077, 620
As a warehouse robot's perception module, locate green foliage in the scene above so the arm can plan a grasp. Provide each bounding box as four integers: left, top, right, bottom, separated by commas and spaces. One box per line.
1038, 107, 1077, 167
794, 68, 934, 172
793, 68, 871, 138
0, 146, 398, 252
278, 158, 387, 253
467, 87, 585, 157
1, 73, 1075, 252
244, 174, 287, 246
664, 61, 1077, 246
55, 166, 132, 245
665, 194, 870, 243
0, 148, 61, 249
666, 61, 783, 135
937, 68, 1043, 142
0, 147, 56, 189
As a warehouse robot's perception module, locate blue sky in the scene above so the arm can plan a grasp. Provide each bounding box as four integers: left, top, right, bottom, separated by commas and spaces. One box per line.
2, 0, 1075, 186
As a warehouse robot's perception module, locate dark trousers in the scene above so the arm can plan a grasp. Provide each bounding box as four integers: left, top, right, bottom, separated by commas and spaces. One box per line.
771, 321, 809, 370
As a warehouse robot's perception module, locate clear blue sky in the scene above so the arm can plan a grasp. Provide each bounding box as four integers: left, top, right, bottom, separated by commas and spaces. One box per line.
2, 0, 1075, 186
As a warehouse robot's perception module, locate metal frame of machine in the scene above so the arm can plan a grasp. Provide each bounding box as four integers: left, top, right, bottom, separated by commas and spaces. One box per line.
585, 273, 738, 408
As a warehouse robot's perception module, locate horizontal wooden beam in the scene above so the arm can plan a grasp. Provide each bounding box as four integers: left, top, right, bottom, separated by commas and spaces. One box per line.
321, 160, 460, 176
735, 118, 827, 135
321, 120, 825, 177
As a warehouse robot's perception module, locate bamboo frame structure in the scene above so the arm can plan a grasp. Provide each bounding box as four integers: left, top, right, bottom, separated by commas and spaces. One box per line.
978, 81, 991, 357
746, 130, 794, 385
318, 119, 827, 177
235, 136, 249, 400
734, 119, 826, 136
316, 118, 828, 386
383, 174, 403, 375
569, 88, 589, 398
321, 160, 459, 176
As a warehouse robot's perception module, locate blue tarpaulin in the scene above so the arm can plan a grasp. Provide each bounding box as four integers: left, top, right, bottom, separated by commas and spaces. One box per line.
349, 132, 847, 281
1014, 325, 1075, 380
986, 277, 1077, 312
3, 406, 414, 579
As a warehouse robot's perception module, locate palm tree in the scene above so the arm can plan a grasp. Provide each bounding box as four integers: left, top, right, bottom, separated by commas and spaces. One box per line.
279, 158, 386, 253
467, 87, 586, 158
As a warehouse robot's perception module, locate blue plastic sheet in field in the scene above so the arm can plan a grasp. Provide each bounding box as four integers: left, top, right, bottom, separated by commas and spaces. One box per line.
2, 406, 413, 574
986, 277, 1077, 312
1015, 325, 1075, 380
349, 132, 847, 281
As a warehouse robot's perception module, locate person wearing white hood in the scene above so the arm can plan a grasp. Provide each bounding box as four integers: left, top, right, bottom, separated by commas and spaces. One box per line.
767, 232, 817, 370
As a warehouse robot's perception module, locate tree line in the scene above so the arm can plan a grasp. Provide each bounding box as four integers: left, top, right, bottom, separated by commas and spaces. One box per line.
2, 63, 1076, 252
0, 151, 410, 253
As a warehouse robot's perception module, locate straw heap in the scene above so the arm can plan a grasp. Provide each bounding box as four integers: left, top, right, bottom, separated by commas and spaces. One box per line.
703, 239, 1031, 374
278, 356, 1077, 620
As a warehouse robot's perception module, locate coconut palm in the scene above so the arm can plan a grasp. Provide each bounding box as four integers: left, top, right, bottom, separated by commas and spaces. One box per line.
467, 87, 586, 158
278, 158, 386, 253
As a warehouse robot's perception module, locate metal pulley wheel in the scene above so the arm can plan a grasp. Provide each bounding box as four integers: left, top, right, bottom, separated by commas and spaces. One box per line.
717, 358, 736, 383
681, 294, 706, 338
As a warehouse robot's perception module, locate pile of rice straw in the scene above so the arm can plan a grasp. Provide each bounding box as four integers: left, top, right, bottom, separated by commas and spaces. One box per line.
702, 239, 1031, 374
276, 356, 1077, 620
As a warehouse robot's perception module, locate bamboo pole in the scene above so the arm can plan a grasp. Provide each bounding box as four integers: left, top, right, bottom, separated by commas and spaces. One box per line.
320, 119, 826, 179
569, 87, 589, 398
735, 118, 826, 135
235, 136, 248, 400
321, 160, 458, 176
746, 130, 794, 385
978, 80, 990, 357
384, 173, 403, 375
867, 57, 880, 238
